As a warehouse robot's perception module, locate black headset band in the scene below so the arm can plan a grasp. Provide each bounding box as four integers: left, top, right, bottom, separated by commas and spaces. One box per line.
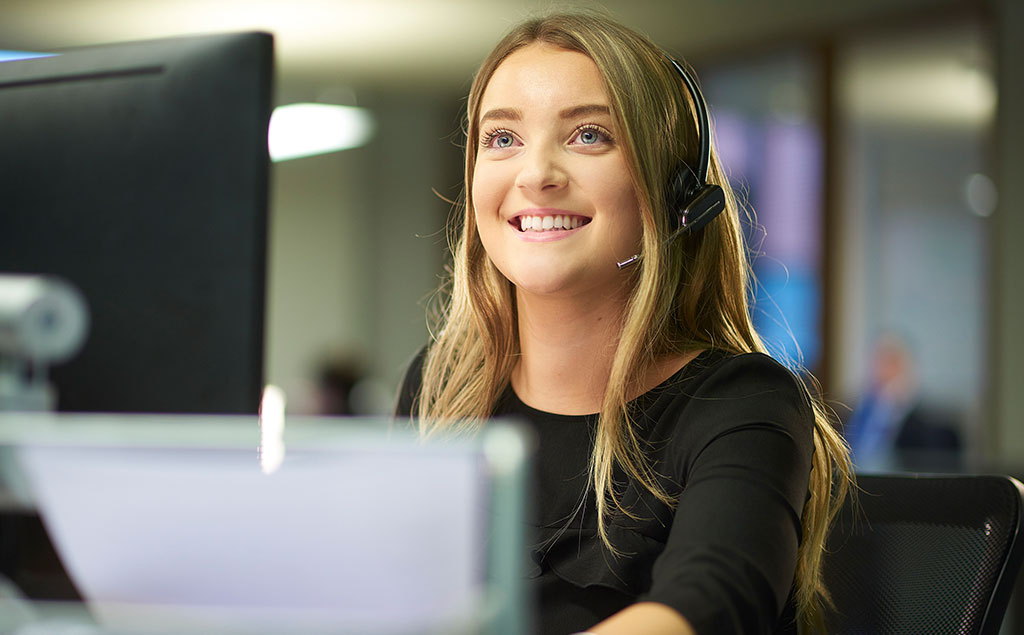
665, 56, 711, 184
615, 53, 725, 269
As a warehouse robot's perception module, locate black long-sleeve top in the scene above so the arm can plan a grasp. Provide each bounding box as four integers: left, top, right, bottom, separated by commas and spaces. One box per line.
396, 349, 815, 635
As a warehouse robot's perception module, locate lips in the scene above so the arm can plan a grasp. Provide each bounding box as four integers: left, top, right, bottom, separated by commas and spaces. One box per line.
511, 212, 592, 233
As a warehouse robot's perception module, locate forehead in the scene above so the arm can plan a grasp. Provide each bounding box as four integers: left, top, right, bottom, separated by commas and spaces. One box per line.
478, 42, 610, 117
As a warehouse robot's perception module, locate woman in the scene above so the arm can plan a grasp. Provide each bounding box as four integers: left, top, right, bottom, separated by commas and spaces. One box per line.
397, 11, 852, 635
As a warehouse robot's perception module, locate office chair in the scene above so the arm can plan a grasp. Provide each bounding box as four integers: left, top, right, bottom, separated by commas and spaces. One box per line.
823, 474, 1024, 635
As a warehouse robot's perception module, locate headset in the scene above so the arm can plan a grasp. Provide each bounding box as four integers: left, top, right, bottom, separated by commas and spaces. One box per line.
616, 56, 726, 270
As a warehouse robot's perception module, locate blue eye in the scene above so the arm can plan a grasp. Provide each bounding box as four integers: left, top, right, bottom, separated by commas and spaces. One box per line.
572, 125, 612, 146
481, 128, 518, 149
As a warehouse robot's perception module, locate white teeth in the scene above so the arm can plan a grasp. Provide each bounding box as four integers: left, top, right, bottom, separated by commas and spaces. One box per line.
517, 214, 587, 232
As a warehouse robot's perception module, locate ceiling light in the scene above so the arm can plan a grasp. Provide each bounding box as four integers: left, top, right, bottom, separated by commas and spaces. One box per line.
0, 50, 54, 62
268, 103, 374, 162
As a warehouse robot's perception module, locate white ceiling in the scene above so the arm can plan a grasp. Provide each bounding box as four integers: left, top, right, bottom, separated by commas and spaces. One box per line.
3, 0, 954, 96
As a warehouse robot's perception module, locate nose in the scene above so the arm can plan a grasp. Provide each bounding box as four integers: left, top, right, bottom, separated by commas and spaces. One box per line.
514, 146, 568, 193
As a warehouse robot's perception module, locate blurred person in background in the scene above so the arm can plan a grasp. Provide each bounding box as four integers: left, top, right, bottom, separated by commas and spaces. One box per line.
844, 333, 961, 472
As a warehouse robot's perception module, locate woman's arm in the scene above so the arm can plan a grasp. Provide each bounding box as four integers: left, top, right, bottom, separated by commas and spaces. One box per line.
589, 601, 697, 635
631, 354, 816, 633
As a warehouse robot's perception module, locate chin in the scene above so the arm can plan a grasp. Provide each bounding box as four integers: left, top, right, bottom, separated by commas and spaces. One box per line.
513, 279, 577, 298
508, 263, 619, 299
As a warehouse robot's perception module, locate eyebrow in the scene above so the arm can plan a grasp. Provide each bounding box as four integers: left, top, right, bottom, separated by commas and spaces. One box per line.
478, 103, 612, 125
559, 104, 611, 120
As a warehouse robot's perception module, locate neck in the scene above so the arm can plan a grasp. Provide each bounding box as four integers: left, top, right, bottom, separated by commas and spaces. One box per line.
511, 286, 628, 415
510, 286, 704, 416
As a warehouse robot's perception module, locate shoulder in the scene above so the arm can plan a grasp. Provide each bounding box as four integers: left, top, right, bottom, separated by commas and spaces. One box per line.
685, 351, 813, 408
647, 350, 815, 453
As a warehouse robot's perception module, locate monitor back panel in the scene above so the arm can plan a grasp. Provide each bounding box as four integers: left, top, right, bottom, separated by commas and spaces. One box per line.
0, 32, 273, 414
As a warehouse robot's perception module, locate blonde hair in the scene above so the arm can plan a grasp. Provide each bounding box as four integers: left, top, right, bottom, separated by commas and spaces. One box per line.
416, 11, 851, 632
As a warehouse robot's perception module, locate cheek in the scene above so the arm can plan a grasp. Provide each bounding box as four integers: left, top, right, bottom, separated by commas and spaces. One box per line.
591, 167, 642, 226
471, 164, 506, 218
471, 171, 504, 260
594, 171, 644, 254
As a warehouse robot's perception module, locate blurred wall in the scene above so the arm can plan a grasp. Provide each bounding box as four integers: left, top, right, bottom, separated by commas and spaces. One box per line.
265, 89, 459, 413
830, 19, 994, 467
992, 0, 1024, 463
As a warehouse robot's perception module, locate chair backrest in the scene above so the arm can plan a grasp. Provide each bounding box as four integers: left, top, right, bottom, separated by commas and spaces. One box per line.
823, 474, 1024, 635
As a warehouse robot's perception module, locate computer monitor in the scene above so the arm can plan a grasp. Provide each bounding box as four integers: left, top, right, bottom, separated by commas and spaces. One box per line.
0, 32, 273, 414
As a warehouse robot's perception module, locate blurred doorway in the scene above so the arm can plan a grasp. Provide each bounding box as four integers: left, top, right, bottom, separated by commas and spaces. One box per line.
832, 18, 994, 469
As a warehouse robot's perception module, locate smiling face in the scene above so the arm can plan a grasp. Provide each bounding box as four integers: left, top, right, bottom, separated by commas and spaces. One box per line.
471, 42, 643, 300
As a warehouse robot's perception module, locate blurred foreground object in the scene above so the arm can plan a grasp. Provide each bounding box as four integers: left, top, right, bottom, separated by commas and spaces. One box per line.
0, 414, 531, 634
0, 275, 88, 412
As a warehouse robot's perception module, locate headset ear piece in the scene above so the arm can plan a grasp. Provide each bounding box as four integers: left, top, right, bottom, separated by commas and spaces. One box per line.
680, 183, 726, 232
670, 169, 725, 232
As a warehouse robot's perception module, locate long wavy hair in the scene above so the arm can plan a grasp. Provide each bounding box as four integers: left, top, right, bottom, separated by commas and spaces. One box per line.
415, 11, 852, 632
